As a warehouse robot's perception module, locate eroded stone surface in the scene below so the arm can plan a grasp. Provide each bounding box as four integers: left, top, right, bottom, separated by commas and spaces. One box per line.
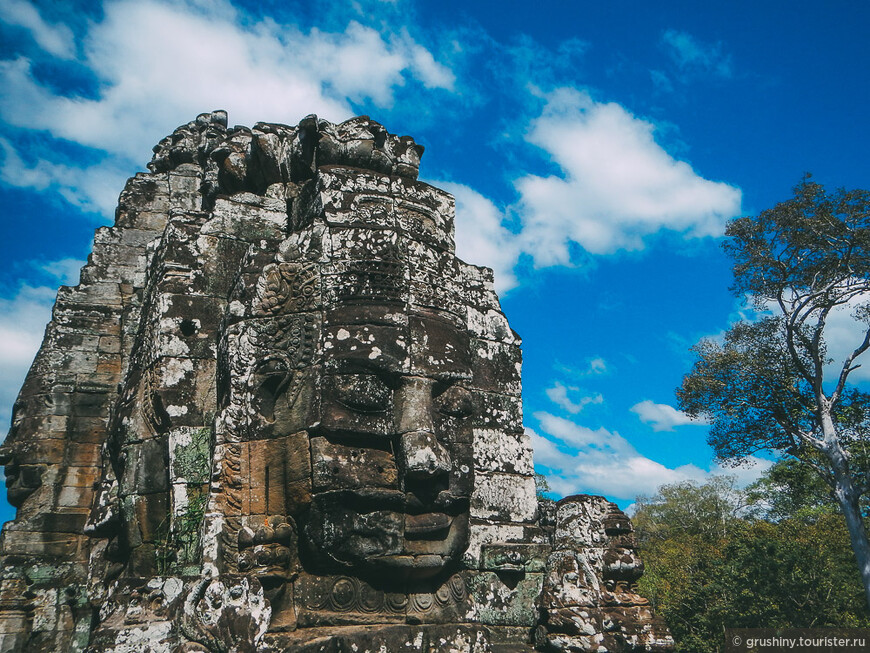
0, 112, 670, 652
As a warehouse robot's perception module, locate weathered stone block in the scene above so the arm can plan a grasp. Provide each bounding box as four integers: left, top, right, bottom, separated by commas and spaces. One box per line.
471, 473, 537, 523
1, 531, 81, 558
310, 437, 398, 492
119, 439, 169, 495
464, 571, 543, 627
473, 429, 533, 475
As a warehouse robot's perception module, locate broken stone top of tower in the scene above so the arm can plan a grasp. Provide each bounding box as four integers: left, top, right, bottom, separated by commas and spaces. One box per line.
0, 111, 671, 653
148, 110, 426, 185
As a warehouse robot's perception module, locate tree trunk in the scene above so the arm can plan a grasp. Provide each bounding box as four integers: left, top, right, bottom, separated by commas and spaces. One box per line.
829, 447, 870, 609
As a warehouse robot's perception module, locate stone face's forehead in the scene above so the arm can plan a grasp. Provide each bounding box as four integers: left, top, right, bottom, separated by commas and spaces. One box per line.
409, 313, 472, 380
321, 305, 471, 381
322, 321, 409, 374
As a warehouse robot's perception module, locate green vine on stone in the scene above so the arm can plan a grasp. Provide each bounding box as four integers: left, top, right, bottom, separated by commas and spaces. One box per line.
156, 490, 208, 575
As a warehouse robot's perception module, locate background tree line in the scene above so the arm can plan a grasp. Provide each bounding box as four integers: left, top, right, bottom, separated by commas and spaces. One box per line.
676, 179, 870, 607
633, 461, 870, 652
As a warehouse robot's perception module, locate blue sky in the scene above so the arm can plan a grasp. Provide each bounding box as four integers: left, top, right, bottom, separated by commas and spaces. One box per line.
0, 0, 868, 519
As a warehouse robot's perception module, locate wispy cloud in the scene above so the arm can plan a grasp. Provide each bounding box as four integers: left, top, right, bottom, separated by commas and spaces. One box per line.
0, 1, 744, 297
529, 411, 771, 501
37, 257, 85, 286
661, 28, 733, 80
0, 0, 76, 59
438, 181, 519, 294
0, 284, 55, 438
585, 357, 608, 375
0, 137, 128, 216
0, 258, 85, 439
630, 399, 705, 431
545, 381, 603, 414
514, 88, 741, 267
812, 292, 870, 383
0, 0, 454, 215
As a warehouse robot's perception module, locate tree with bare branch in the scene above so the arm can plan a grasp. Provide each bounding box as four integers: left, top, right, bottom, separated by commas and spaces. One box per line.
678, 177, 870, 607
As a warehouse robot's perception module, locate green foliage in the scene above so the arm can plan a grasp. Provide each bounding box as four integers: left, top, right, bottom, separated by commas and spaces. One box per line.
635, 473, 870, 653
678, 177, 870, 466
745, 458, 840, 523
156, 489, 207, 575
173, 426, 211, 485
677, 177, 870, 606
724, 177, 870, 305
534, 472, 551, 499
634, 475, 745, 544
678, 317, 814, 459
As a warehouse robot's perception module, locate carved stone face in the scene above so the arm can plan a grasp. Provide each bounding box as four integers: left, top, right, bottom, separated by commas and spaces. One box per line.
148, 110, 228, 173
305, 305, 474, 579
0, 448, 43, 509
0, 403, 45, 509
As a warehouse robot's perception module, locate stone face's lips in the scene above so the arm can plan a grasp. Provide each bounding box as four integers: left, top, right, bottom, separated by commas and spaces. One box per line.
405, 512, 451, 537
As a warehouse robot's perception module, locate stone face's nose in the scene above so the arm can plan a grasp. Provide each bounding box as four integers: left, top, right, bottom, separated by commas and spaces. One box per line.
395, 377, 451, 479
399, 430, 452, 478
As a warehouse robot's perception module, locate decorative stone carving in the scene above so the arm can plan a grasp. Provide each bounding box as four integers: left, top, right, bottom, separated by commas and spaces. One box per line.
537, 496, 675, 652
0, 111, 671, 652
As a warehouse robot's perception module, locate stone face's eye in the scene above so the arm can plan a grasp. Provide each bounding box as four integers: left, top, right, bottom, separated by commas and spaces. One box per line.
435, 385, 473, 417
332, 374, 392, 413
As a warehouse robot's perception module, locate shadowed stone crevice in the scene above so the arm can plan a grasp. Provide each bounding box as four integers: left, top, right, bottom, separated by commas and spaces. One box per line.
0, 111, 672, 653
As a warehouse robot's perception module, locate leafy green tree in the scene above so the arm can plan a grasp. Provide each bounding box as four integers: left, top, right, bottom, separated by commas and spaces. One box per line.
634, 475, 746, 544
745, 458, 840, 523
635, 475, 870, 652
534, 472, 551, 499
677, 178, 870, 607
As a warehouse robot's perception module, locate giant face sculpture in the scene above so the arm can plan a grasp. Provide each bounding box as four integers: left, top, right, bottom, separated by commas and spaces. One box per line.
0, 112, 672, 652
212, 164, 479, 599
0, 430, 43, 509
308, 305, 473, 578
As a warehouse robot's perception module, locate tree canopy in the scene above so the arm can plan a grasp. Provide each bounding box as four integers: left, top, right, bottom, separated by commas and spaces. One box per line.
677, 177, 870, 607
635, 471, 870, 653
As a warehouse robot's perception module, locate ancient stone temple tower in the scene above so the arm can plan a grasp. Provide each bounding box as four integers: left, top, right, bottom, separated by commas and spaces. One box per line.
0, 112, 673, 652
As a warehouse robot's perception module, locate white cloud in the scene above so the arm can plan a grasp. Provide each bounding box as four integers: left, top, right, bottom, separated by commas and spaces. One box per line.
438, 181, 519, 294
712, 458, 774, 488
38, 258, 86, 287
662, 29, 732, 79
0, 3, 744, 293
0, 0, 453, 212
0, 0, 76, 59
718, 292, 870, 386
818, 293, 870, 383
515, 88, 741, 267
402, 32, 456, 89
630, 399, 704, 432
585, 357, 607, 375
0, 137, 127, 215
0, 258, 86, 439
529, 411, 771, 501
545, 381, 602, 414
